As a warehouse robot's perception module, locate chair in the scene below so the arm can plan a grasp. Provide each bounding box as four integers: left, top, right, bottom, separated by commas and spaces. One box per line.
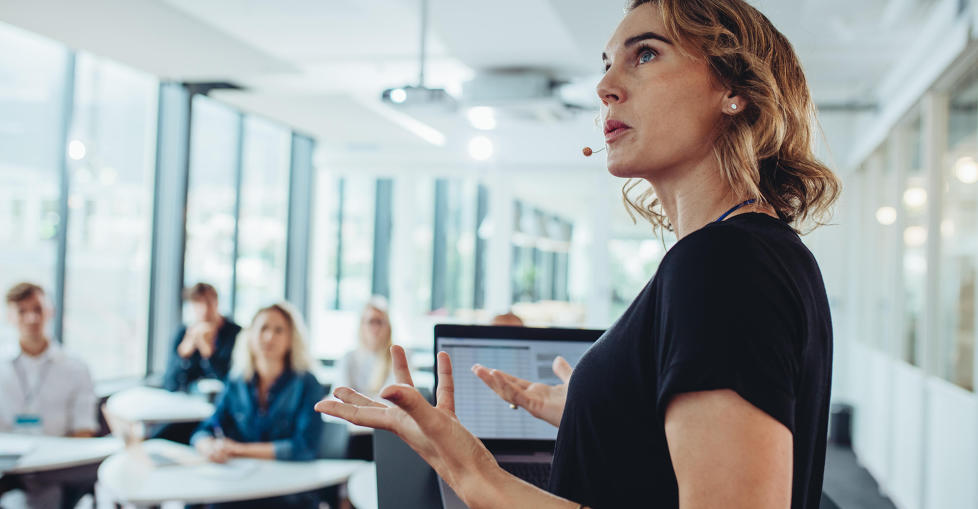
317, 420, 351, 460
316, 420, 352, 508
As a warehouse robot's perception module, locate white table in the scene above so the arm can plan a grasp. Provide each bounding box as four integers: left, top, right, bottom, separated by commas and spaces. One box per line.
105, 386, 214, 424
0, 433, 122, 475
347, 463, 378, 509
97, 439, 367, 507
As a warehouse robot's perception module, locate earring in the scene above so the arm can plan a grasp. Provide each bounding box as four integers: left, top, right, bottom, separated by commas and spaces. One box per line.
730, 103, 738, 111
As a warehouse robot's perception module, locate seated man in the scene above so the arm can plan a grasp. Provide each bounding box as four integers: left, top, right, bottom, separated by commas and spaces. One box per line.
0, 282, 98, 509
162, 283, 241, 392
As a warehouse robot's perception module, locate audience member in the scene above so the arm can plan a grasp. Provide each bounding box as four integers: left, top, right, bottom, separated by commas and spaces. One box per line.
334, 296, 394, 396
0, 282, 97, 509
191, 302, 324, 509
163, 283, 241, 393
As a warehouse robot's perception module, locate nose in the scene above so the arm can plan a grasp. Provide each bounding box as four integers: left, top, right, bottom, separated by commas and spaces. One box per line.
596, 67, 625, 106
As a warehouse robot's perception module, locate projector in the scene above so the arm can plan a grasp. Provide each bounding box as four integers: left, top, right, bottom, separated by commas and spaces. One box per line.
381, 85, 457, 111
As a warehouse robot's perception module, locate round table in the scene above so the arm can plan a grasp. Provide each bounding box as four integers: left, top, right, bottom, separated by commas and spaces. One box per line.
97, 439, 367, 507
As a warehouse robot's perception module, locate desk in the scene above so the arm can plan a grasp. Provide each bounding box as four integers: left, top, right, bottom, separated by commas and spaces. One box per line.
0, 434, 122, 475
105, 386, 214, 424
347, 463, 378, 509
97, 439, 367, 507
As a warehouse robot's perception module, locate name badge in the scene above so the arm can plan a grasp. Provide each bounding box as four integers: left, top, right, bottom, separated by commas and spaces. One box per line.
14, 414, 43, 435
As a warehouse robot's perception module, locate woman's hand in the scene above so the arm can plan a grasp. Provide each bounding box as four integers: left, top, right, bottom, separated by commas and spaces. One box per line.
195, 436, 235, 463
472, 356, 573, 427
315, 346, 501, 503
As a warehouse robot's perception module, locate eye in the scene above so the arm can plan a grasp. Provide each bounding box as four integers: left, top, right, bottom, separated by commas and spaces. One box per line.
637, 46, 657, 65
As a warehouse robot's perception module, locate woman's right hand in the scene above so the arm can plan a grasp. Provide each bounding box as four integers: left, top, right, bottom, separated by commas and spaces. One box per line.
472, 356, 573, 427
195, 437, 231, 463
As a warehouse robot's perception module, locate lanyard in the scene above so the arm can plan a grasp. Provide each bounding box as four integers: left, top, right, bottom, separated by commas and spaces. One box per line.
714, 199, 757, 223
12, 355, 54, 410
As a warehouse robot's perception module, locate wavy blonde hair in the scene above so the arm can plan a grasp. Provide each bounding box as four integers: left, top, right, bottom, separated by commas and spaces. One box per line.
233, 301, 313, 381
358, 295, 393, 394
623, 0, 841, 234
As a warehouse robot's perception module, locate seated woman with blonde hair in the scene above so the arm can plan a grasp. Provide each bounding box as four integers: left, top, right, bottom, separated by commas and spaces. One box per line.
192, 302, 324, 509
334, 296, 395, 396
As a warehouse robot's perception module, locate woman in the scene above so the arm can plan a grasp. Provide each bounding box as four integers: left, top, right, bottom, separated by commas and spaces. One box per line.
317, 1, 839, 508
193, 302, 324, 508
334, 296, 394, 396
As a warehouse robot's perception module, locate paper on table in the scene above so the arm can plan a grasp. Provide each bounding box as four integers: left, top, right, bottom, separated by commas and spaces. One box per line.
195, 458, 259, 480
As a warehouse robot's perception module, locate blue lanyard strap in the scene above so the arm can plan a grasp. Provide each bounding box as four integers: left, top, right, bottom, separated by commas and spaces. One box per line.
714, 199, 757, 223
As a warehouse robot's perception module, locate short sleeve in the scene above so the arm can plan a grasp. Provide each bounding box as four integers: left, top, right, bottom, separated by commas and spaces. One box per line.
654, 226, 801, 432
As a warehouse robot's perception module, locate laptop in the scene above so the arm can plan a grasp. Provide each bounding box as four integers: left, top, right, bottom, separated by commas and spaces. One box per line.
433, 324, 602, 509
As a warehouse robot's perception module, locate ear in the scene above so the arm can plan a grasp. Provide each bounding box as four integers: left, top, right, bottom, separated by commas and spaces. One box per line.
722, 92, 747, 116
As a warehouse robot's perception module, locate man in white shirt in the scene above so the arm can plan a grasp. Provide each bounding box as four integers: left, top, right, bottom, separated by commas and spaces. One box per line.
0, 282, 97, 437
0, 282, 98, 509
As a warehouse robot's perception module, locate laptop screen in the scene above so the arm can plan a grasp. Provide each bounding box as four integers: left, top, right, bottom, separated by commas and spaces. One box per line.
434, 325, 600, 441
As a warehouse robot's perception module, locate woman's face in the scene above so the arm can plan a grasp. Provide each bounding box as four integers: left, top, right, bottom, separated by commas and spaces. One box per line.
597, 2, 731, 180
253, 309, 292, 365
361, 307, 389, 352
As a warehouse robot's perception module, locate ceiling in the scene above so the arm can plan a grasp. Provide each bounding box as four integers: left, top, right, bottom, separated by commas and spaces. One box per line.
0, 0, 940, 237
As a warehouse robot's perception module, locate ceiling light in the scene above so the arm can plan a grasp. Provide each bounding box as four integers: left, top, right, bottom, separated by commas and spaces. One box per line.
468, 136, 493, 161
955, 156, 978, 184
68, 140, 86, 160
875, 206, 897, 226
389, 88, 407, 104
467, 107, 497, 130
903, 187, 927, 209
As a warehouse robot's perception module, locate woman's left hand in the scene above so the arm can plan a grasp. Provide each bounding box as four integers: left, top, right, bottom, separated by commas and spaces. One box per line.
314, 346, 500, 502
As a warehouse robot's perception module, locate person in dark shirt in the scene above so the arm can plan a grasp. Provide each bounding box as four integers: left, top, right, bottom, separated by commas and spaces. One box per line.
192, 301, 325, 509
162, 283, 241, 392
314, 1, 841, 509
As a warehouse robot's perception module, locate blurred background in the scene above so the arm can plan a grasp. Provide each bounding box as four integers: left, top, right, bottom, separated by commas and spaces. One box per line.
2, 0, 978, 507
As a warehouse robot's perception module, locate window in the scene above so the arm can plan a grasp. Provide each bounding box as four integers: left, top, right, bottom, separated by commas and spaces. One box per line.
609, 238, 667, 319
939, 71, 978, 390
62, 54, 158, 379
234, 116, 291, 322
307, 174, 380, 359
432, 179, 478, 313
902, 116, 926, 366
0, 23, 69, 346
339, 176, 377, 310
183, 96, 241, 317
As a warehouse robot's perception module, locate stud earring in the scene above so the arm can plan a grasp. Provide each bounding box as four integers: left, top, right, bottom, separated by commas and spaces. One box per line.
730, 103, 738, 110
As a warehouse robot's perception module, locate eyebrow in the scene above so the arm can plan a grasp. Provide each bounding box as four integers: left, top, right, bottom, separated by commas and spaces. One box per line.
602, 31, 674, 62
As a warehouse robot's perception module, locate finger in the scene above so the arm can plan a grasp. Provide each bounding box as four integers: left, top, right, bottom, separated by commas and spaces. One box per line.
381, 385, 443, 434
483, 371, 525, 407
552, 356, 573, 384
332, 387, 386, 408
471, 366, 524, 404
490, 368, 532, 390
498, 376, 535, 411
435, 352, 454, 414
390, 345, 414, 387
314, 399, 394, 430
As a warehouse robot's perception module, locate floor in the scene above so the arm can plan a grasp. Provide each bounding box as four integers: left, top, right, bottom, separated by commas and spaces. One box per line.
823, 444, 898, 509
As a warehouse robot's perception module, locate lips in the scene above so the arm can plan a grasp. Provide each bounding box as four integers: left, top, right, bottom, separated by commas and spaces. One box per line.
604, 119, 632, 143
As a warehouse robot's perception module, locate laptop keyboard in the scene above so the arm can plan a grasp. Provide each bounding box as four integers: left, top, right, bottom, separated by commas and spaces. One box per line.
499, 462, 551, 490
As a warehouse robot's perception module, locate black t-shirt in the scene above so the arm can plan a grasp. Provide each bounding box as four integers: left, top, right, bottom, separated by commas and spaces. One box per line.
549, 213, 832, 509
